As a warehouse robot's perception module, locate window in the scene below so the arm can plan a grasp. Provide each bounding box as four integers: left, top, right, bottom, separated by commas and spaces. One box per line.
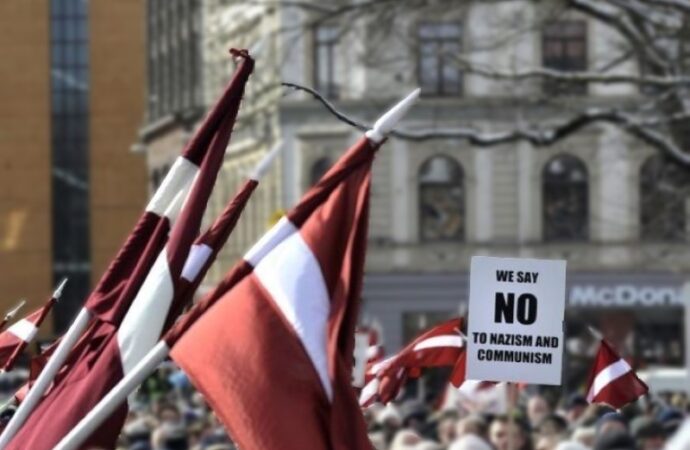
640, 155, 690, 241
542, 21, 587, 95
542, 154, 589, 241
51, 0, 91, 333
418, 22, 462, 96
147, 0, 200, 122
310, 157, 331, 186
313, 25, 340, 98
419, 155, 464, 241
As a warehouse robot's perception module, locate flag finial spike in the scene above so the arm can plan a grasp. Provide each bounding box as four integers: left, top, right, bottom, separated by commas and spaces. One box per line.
5, 299, 26, 321
366, 88, 420, 143
53, 277, 69, 300
587, 325, 603, 341
249, 140, 283, 181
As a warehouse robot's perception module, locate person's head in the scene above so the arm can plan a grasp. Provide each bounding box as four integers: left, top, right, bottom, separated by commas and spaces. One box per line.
158, 403, 181, 425
592, 429, 635, 450
415, 440, 444, 450
528, 396, 551, 428
436, 412, 459, 445
377, 403, 402, 443
448, 434, 493, 450
596, 412, 627, 437
151, 423, 187, 450
456, 414, 489, 440
390, 429, 422, 450
401, 400, 429, 434
571, 426, 596, 448
535, 434, 561, 450
631, 416, 666, 450
537, 414, 569, 438
489, 415, 531, 450
565, 395, 588, 424
657, 408, 684, 437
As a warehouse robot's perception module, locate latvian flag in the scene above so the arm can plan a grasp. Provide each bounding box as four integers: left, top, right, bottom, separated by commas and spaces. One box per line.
359, 318, 465, 407
585, 339, 648, 409
0, 283, 62, 372
164, 135, 383, 450
5, 50, 255, 450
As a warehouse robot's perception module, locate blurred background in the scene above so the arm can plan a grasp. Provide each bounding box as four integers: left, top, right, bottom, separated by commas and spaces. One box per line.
1, 0, 690, 396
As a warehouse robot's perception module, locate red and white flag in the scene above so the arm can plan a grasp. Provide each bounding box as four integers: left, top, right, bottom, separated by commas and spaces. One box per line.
0, 281, 64, 372
5, 50, 255, 450
359, 318, 465, 407
166, 132, 379, 450
585, 339, 648, 409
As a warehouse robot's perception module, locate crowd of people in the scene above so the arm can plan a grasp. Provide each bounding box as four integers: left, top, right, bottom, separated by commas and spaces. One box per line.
0, 362, 687, 450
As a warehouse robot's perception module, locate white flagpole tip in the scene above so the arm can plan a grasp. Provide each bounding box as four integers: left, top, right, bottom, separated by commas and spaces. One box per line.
587, 326, 603, 341
53, 277, 69, 300
249, 140, 283, 181
5, 300, 26, 320
366, 88, 421, 143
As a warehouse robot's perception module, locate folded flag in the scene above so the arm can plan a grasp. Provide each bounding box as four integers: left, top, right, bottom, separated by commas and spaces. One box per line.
0, 280, 65, 371
359, 317, 464, 407
585, 339, 648, 409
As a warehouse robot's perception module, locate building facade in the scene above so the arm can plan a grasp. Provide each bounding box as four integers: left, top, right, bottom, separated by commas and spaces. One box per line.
140, 1, 690, 386
0, 0, 147, 334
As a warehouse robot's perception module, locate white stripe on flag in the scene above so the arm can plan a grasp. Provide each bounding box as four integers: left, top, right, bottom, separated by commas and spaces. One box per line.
146, 157, 198, 216
586, 358, 632, 402
366, 345, 380, 359
413, 335, 464, 352
359, 378, 380, 406
7, 319, 38, 343
370, 355, 396, 376
244, 216, 296, 267
181, 244, 213, 282
253, 227, 332, 401
117, 249, 175, 375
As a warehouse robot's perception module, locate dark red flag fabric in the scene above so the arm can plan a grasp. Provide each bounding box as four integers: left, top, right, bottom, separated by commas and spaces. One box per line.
6, 51, 255, 450
585, 339, 648, 409
359, 318, 464, 407
168, 136, 379, 450
0, 296, 56, 371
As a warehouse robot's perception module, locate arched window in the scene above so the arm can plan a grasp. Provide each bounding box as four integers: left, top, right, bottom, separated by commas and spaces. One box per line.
310, 157, 331, 186
418, 155, 464, 241
640, 155, 690, 240
542, 154, 588, 241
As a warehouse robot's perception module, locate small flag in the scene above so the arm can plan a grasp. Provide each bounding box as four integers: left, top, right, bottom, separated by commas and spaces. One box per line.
359, 318, 464, 407
0, 280, 65, 371
585, 339, 648, 409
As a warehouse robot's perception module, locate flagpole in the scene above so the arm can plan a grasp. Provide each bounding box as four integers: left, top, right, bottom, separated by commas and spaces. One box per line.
54, 341, 170, 450
0, 308, 91, 449
53, 88, 420, 450
0, 300, 26, 332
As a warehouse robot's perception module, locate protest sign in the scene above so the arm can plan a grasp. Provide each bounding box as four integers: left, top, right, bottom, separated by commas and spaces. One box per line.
466, 256, 566, 385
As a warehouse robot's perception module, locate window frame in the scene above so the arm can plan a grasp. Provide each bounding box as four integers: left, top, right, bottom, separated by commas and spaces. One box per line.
416, 21, 463, 97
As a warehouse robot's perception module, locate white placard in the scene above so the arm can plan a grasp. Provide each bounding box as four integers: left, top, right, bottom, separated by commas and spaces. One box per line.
466, 256, 566, 385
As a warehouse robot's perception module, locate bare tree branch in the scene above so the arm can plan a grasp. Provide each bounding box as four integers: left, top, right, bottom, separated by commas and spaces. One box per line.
281, 81, 690, 164
451, 56, 690, 86
567, 0, 670, 70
